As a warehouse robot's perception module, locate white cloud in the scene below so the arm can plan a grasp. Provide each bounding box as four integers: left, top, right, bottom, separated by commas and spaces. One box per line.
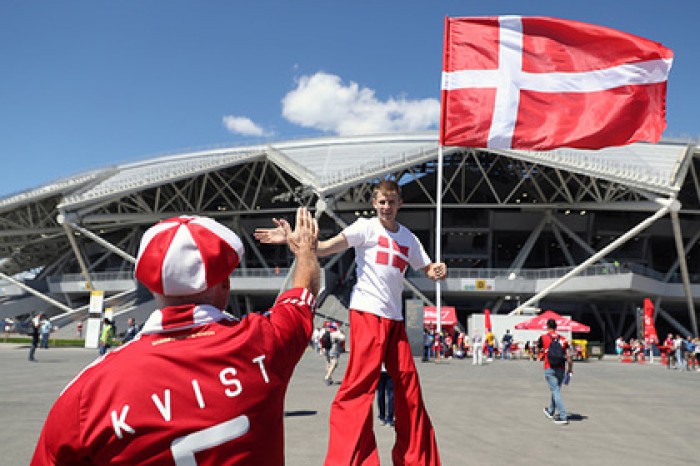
281, 72, 439, 135
222, 115, 269, 137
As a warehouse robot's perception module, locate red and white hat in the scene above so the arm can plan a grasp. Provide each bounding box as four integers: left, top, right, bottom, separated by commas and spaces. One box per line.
135, 216, 244, 296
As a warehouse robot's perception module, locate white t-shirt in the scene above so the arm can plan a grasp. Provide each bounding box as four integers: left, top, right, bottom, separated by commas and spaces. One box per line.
342, 217, 431, 320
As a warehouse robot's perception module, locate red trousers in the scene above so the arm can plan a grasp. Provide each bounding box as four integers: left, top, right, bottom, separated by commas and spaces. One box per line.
324, 310, 441, 466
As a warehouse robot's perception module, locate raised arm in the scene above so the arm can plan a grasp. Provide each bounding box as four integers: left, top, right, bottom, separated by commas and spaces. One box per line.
316, 234, 349, 257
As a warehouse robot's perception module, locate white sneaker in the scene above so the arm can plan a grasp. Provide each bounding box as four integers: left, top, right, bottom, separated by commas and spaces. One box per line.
543, 408, 554, 420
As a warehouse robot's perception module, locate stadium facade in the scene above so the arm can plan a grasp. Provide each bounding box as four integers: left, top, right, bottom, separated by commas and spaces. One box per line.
1, 131, 699, 349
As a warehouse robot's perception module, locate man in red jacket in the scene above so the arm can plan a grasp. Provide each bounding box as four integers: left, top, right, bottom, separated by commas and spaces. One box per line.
32, 208, 319, 465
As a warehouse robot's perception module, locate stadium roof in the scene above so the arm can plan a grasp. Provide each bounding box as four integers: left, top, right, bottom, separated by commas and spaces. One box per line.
2, 131, 694, 213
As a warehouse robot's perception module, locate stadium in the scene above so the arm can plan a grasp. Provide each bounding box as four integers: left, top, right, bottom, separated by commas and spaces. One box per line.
1, 131, 699, 350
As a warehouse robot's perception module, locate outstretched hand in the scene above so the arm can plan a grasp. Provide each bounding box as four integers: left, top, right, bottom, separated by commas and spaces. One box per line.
285, 207, 318, 256
254, 218, 290, 245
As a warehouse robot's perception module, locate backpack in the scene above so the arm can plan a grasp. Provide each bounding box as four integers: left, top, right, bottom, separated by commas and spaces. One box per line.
321, 330, 332, 350
547, 335, 566, 367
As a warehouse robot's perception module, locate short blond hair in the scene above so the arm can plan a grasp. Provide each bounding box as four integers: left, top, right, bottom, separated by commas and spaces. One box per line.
373, 179, 401, 199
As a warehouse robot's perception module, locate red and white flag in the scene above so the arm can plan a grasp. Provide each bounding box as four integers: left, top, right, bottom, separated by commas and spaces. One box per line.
440, 16, 674, 150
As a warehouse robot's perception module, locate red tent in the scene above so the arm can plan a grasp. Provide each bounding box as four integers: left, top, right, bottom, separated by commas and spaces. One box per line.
514, 310, 590, 333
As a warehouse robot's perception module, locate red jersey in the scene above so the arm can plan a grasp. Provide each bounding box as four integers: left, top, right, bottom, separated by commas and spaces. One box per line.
32, 287, 315, 466
537, 331, 569, 369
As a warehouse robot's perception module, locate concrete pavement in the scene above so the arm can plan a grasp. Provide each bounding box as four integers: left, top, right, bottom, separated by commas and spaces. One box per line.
1, 343, 696, 465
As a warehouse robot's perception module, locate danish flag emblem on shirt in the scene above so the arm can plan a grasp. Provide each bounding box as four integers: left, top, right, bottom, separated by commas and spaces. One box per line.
375, 236, 409, 272
440, 16, 673, 150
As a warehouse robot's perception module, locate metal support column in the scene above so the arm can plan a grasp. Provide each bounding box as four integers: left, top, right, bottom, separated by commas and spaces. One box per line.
58, 212, 95, 290
669, 208, 698, 336
513, 199, 675, 314
67, 221, 137, 264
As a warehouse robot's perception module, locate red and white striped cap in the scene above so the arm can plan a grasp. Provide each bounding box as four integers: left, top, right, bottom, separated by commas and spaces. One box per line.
135, 216, 244, 296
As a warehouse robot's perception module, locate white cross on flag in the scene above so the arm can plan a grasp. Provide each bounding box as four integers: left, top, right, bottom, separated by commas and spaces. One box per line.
439, 16, 674, 150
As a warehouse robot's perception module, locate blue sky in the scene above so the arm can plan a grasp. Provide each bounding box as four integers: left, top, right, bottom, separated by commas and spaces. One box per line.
1, 1, 698, 197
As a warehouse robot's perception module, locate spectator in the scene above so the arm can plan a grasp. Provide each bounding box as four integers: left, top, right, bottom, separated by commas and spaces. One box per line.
444, 331, 453, 359
39, 316, 51, 349
664, 333, 674, 369
501, 329, 513, 360
422, 327, 433, 362
615, 336, 625, 360
472, 332, 484, 366
98, 318, 115, 356
376, 364, 394, 427
32, 208, 320, 465
122, 317, 139, 343
684, 336, 696, 371
433, 329, 443, 361
27, 313, 42, 362
454, 331, 466, 359
630, 338, 643, 362
485, 329, 495, 361
323, 323, 346, 386
674, 334, 685, 370
311, 326, 323, 353
538, 318, 573, 426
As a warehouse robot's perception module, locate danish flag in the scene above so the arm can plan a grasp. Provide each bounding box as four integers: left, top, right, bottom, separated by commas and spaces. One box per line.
375, 236, 409, 272
440, 16, 673, 150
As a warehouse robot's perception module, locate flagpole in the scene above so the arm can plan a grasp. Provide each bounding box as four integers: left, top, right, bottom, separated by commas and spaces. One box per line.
435, 145, 444, 335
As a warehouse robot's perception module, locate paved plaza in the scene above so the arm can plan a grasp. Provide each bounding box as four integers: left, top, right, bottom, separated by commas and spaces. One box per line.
1, 343, 696, 465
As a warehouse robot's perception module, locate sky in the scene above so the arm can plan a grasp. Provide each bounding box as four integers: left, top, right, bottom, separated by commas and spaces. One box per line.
1, 0, 698, 197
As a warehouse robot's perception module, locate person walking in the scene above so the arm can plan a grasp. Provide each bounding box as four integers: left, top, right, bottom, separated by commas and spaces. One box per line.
27, 313, 42, 361
538, 318, 573, 426
485, 328, 495, 361
323, 323, 346, 386
32, 208, 320, 465
256, 179, 446, 465
98, 318, 114, 356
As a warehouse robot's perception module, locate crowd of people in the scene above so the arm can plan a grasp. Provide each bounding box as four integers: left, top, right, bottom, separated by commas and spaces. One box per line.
663, 333, 700, 370
421, 326, 541, 363
614, 334, 700, 370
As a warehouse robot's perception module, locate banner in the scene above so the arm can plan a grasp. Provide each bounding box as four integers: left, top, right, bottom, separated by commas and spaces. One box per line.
461, 278, 495, 291
643, 298, 658, 343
